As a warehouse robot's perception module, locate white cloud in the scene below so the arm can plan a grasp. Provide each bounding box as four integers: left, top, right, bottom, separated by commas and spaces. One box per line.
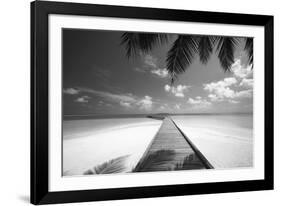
144, 54, 158, 68
164, 84, 171, 92
63, 88, 80, 95
204, 77, 237, 93
231, 59, 253, 79
164, 84, 190, 98
137, 95, 153, 110
77, 87, 137, 103
204, 60, 253, 103
208, 94, 221, 102
134, 54, 169, 78
151, 68, 169, 78
187, 97, 211, 108
235, 90, 253, 98
120, 101, 131, 107
75, 96, 90, 103
239, 78, 253, 88
229, 100, 239, 104
76, 87, 154, 110
204, 78, 237, 101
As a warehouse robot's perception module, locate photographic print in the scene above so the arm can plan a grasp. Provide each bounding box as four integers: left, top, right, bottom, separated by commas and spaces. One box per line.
31, 1, 273, 204
62, 29, 254, 176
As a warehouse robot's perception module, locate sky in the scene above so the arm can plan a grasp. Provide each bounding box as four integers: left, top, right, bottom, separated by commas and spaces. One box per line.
63, 29, 253, 115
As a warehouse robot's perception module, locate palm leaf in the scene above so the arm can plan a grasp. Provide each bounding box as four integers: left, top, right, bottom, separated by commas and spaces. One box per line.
215, 37, 240, 71
175, 154, 206, 170
84, 155, 130, 175
166, 35, 199, 82
244, 38, 253, 65
198, 36, 216, 64
133, 150, 176, 172
120, 33, 139, 58
121, 32, 169, 58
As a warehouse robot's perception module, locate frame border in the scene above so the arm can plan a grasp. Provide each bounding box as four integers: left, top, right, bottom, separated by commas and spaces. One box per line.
31, 1, 274, 204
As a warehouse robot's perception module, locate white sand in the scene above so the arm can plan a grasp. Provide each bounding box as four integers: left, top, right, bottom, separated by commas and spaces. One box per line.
63, 120, 162, 176
172, 115, 253, 168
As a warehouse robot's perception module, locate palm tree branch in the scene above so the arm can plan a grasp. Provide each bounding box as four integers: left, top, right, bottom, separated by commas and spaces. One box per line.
198, 36, 215, 64
166, 35, 199, 82
215, 37, 240, 71
244, 37, 253, 65
121, 32, 169, 58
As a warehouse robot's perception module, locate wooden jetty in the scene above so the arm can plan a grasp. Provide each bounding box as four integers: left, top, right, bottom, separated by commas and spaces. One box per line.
134, 117, 213, 172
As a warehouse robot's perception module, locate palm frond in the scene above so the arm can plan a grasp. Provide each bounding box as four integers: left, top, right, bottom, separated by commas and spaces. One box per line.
121, 32, 169, 58
175, 154, 206, 170
198, 36, 215, 64
120, 33, 139, 58
84, 155, 130, 175
244, 38, 253, 65
133, 149, 176, 172
138, 33, 169, 53
215, 37, 240, 71
166, 35, 199, 81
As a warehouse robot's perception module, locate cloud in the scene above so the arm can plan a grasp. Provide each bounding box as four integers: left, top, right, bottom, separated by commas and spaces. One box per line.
144, 54, 158, 68
77, 87, 154, 111
231, 59, 253, 79
204, 77, 237, 94
204, 58, 253, 103
229, 100, 239, 104
137, 95, 153, 110
204, 77, 238, 101
77, 87, 137, 103
164, 84, 190, 97
63, 88, 80, 95
134, 67, 146, 73
208, 94, 220, 102
204, 79, 252, 102
75, 95, 90, 103
134, 54, 169, 78
120, 101, 131, 107
235, 89, 253, 98
187, 97, 211, 108
239, 78, 253, 88
151, 68, 169, 78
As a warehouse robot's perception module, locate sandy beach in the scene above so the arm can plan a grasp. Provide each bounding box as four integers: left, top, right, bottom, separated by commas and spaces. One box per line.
172, 115, 253, 168
63, 118, 162, 176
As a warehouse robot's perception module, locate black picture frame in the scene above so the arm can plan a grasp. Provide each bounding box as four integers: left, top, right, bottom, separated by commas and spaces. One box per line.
31, 0, 274, 204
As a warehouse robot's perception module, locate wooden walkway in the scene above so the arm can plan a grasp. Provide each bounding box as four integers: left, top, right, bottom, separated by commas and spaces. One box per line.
134, 117, 213, 172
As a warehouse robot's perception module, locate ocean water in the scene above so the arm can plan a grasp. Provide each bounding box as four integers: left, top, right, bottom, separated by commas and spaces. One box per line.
172, 114, 253, 168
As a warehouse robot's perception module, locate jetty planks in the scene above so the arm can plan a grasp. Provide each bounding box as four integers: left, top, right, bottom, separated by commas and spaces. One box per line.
134, 117, 213, 172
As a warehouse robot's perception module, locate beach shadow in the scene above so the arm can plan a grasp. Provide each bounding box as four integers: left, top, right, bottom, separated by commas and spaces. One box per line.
133, 149, 176, 172
175, 154, 206, 170
83, 155, 130, 175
